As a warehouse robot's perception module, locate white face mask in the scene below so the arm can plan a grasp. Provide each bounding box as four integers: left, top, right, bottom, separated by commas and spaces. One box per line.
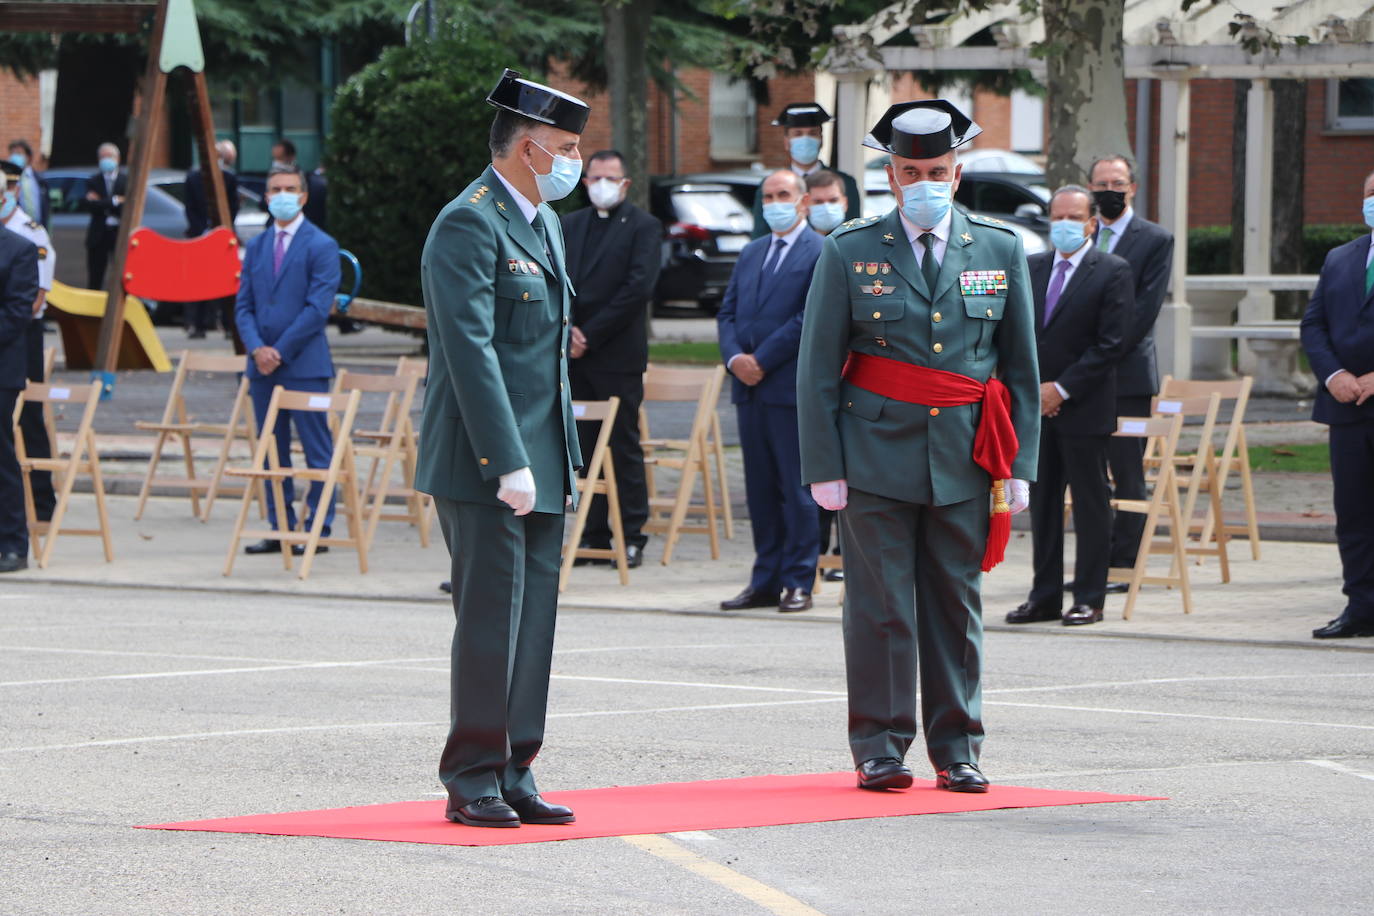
587, 177, 625, 210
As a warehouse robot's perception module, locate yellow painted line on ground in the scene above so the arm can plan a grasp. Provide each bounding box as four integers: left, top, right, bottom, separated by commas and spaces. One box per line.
621, 833, 825, 916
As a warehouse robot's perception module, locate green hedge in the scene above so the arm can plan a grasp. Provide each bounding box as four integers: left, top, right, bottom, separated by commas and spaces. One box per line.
1187, 224, 1367, 275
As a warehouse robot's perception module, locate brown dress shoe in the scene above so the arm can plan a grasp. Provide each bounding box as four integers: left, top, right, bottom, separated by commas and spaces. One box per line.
779, 587, 812, 612
1062, 604, 1104, 626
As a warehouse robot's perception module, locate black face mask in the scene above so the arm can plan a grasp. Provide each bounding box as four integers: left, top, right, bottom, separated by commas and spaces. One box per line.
1093, 189, 1127, 220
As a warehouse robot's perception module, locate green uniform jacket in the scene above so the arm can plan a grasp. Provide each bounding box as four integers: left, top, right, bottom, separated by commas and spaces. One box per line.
797, 207, 1040, 506
751, 168, 863, 240
416, 165, 582, 514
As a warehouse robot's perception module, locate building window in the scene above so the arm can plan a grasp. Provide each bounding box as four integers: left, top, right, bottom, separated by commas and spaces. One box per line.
710, 73, 756, 159
1327, 78, 1374, 131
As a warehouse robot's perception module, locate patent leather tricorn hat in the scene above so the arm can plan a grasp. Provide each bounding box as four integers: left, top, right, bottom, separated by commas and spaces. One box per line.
486, 68, 590, 134
863, 99, 981, 160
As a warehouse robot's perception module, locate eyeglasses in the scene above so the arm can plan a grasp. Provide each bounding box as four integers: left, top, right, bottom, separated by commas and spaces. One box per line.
1092, 181, 1132, 191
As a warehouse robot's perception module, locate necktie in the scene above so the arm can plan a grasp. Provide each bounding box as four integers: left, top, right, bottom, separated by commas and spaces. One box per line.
19, 173, 39, 220
1098, 226, 1114, 252
1366, 254, 1374, 298
1044, 259, 1071, 325
761, 237, 787, 279
919, 232, 940, 294
273, 228, 287, 275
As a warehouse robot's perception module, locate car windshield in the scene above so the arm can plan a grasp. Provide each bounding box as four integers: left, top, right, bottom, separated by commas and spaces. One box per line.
671, 189, 751, 232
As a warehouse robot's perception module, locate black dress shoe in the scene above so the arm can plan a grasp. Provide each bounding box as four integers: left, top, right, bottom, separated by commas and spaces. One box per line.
291, 544, 328, 556
625, 543, 644, 569
779, 587, 812, 612
439, 580, 452, 594
857, 757, 913, 790
720, 587, 779, 611
937, 762, 989, 793
1005, 601, 1061, 624
244, 539, 281, 555
0, 552, 28, 573
1312, 616, 1374, 639
1105, 582, 1129, 594
445, 795, 520, 828
507, 793, 575, 824
823, 568, 844, 582
1062, 580, 1076, 592
1062, 604, 1104, 626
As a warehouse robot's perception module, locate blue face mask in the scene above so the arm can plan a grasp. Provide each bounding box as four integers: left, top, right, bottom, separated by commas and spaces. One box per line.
762, 201, 799, 233
0, 191, 16, 221
789, 135, 821, 165
808, 201, 846, 233
268, 191, 303, 222
529, 140, 582, 203
1363, 196, 1374, 230
99, 156, 118, 174
1049, 219, 1089, 254
899, 180, 952, 230
8, 152, 26, 169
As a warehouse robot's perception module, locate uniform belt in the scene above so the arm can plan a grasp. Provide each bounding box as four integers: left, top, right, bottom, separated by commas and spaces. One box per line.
840, 350, 1019, 572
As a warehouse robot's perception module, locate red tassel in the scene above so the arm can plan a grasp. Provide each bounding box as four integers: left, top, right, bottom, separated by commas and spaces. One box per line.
982, 510, 1011, 573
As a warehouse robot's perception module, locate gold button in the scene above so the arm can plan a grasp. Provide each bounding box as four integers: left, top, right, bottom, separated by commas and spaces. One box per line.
932, 312, 942, 322
933, 342, 943, 353
479, 458, 489, 466
929, 407, 940, 417
872, 311, 881, 319
986, 308, 994, 317
522, 291, 530, 301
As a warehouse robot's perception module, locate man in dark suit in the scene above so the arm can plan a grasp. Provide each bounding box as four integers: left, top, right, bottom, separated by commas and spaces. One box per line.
719, 169, 823, 613
0, 225, 39, 573
184, 140, 241, 339
83, 142, 127, 291
1088, 155, 1175, 585
7, 139, 49, 227
561, 149, 662, 568
234, 163, 341, 555
1008, 185, 1129, 627
751, 103, 863, 240
1301, 168, 1374, 640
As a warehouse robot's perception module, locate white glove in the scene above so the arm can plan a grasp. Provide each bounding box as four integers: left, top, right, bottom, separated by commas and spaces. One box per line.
1007, 478, 1030, 515
497, 467, 536, 516
810, 479, 849, 512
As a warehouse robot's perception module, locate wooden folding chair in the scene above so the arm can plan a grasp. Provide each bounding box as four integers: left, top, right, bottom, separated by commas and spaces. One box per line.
222, 386, 366, 580
1155, 375, 1260, 561
334, 369, 423, 551
1107, 413, 1191, 619
560, 397, 629, 591
14, 381, 113, 569
395, 356, 435, 535
640, 365, 727, 565
133, 350, 263, 522
1150, 392, 1230, 583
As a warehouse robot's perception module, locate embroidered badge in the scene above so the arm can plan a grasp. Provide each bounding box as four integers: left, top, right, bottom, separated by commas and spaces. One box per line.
879, 262, 891, 275
853, 261, 864, 273
958, 269, 1008, 296
508, 259, 518, 273
866, 262, 879, 275
860, 279, 895, 296
960, 232, 973, 243
529, 263, 541, 276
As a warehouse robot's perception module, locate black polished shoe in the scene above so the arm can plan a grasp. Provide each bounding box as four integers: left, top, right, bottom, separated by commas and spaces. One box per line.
1312, 616, 1374, 639
720, 587, 779, 611
823, 568, 845, 582
445, 795, 520, 828
291, 544, 328, 556
0, 552, 28, 573
1062, 604, 1104, 626
507, 793, 575, 825
1005, 601, 1061, 624
1104, 582, 1129, 594
625, 543, 644, 569
439, 580, 452, 594
244, 539, 282, 555
779, 587, 812, 613
1062, 580, 1076, 592
936, 762, 989, 793
857, 757, 913, 790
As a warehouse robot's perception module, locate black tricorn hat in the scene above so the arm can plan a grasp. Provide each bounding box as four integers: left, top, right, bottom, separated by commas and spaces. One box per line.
772, 102, 832, 128
1, 160, 21, 180
863, 100, 981, 159
486, 68, 590, 135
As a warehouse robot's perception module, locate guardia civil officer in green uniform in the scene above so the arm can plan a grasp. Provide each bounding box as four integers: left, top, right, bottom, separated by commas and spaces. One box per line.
797, 101, 1041, 793
751, 103, 863, 239
417, 70, 588, 829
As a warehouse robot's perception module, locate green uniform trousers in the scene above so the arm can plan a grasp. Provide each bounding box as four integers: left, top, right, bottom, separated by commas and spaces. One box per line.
839, 487, 987, 770
435, 496, 562, 806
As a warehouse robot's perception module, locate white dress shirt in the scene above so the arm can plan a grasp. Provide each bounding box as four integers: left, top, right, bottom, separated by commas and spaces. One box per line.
271, 211, 305, 257
493, 167, 539, 225
897, 206, 952, 269
1096, 206, 1134, 253
5, 206, 54, 293
1047, 238, 1093, 399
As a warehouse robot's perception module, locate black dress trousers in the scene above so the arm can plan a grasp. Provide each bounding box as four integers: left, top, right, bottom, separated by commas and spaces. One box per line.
1029, 420, 1113, 611
569, 364, 649, 549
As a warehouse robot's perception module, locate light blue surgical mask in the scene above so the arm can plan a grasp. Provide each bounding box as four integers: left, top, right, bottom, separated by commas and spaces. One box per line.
8, 152, 27, 169
762, 201, 799, 233
1363, 196, 1374, 230
899, 180, 952, 230
268, 191, 303, 222
789, 135, 821, 165
529, 140, 582, 203
0, 191, 17, 221
99, 156, 118, 174
1049, 219, 1089, 254
808, 201, 846, 233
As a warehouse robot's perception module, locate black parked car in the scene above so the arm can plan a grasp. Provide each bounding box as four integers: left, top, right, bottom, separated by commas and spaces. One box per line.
648, 176, 756, 315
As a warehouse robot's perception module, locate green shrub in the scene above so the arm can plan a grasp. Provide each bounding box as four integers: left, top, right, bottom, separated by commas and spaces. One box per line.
1186, 224, 1367, 275
325, 37, 518, 308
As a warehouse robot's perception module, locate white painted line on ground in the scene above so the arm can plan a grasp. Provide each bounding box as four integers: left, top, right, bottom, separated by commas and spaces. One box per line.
550, 674, 846, 696
0, 656, 449, 688
556, 643, 786, 654
621, 834, 825, 916
551, 697, 846, 719
1302, 759, 1374, 781
985, 672, 1374, 694
989, 700, 1374, 732
1, 645, 324, 665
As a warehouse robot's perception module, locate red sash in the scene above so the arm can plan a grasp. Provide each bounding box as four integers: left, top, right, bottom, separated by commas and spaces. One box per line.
841, 351, 1018, 572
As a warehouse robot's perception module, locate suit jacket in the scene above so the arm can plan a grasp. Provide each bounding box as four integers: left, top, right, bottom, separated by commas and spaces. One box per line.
184, 165, 240, 238
1301, 233, 1374, 426
561, 200, 661, 374
1029, 246, 1131, 436
416, 164, 582, 515
751, 168, 863, 239
233, 217, 340, 381
1097, 214, 1173, 397
19, 168, 50, 227
798, 207, 1041, 506
0, 228, 39, 389
718, 227, 823, 407
82, 169, 128, 248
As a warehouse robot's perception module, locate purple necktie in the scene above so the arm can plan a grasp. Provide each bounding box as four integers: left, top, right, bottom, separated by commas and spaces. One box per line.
273, 229, 287, 276
1043, 259, 1070, 325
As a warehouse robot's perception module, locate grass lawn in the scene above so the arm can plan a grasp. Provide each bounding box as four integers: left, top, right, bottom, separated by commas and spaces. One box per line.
1247, 442, 1330, 473
648, 340, 722, 365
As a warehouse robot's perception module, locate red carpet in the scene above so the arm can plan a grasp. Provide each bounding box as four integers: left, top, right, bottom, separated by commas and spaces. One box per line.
138, 772, 1163, 847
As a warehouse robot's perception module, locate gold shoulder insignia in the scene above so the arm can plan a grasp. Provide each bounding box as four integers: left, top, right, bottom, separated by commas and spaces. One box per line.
496, 201, 507, 211
883, 233, 895, 241
960, 232, 973, 243
37, 246, 48, 260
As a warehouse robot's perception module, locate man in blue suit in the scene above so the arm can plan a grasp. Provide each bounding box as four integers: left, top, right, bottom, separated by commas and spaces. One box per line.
234, 163, 341, 555
718, 169, 823, 612
1301, 168, 1374, 639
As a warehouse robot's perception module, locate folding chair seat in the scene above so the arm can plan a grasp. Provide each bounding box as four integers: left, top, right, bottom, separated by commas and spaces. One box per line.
133, 350, 263, 522
222, 386, 366, 580
13, 381, 113, 568
639, 365, 728, 565
560, 397, 630, 591
1107, 413, 1192, 619
333, 369, 423, 551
